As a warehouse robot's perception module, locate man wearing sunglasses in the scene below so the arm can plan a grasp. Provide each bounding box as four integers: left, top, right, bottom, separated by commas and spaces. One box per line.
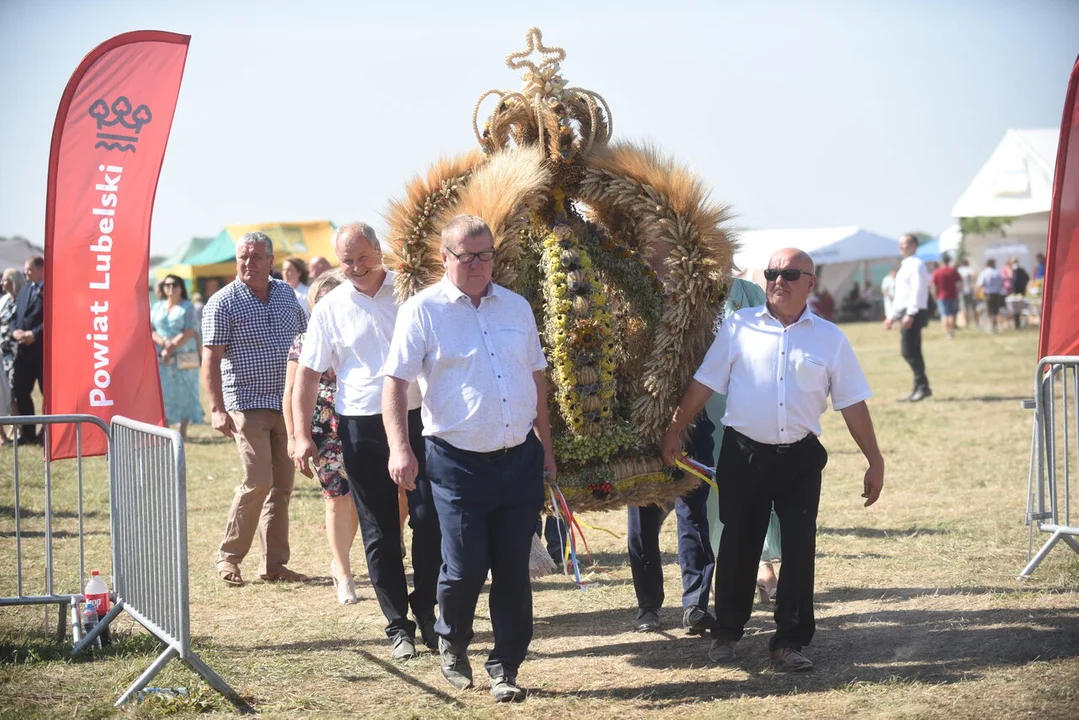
884, 233, 932, 401
660, 247, 885, 672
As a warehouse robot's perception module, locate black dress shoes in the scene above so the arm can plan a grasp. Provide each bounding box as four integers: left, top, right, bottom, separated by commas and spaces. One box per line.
634, 608, 661, 632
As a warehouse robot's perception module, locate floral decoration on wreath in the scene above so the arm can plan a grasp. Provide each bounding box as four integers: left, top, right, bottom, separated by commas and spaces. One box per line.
386, 28, 736, 510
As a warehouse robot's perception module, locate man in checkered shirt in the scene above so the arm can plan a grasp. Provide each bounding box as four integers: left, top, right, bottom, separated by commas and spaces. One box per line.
201, 232, 308, 586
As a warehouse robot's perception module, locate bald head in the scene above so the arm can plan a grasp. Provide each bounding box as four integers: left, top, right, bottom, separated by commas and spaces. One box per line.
769, 248, 815, 274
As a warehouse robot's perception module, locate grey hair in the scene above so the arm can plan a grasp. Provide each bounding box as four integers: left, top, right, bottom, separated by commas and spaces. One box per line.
333, 222, 380, 249
238, 231, 273, 255
2, 267, 25, 297
441, 214, 492, 249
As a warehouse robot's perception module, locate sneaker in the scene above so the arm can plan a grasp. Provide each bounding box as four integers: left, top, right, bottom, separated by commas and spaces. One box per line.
390, 634, 415, 662
682, 607, 716, 636
769, 647, 814, 671
438, 637, 473, 689
490, 675, 526, 703
634, 609, 661, 632
708, 639, 738, 663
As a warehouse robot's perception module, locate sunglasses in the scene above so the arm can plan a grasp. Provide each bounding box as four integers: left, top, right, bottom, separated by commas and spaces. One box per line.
764, 268, 815, 282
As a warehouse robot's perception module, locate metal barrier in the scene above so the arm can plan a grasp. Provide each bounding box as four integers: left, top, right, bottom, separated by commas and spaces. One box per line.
0, 414, 110, 637
71, 416, 249, 712
1021, 356, 1079, 578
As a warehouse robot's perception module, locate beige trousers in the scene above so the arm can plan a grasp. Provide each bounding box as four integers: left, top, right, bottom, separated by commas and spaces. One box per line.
217, 409, 294, 575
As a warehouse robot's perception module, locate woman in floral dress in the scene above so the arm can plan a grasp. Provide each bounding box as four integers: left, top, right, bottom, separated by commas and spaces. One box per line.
282, 270, 359, 604
150, 275, 204, 439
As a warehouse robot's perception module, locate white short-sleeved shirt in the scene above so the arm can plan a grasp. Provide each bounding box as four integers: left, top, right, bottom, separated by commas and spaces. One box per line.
298, 270, 421, 416
694, 304, 872, 445
383, 277, 547, 453
892, 255, 930, 318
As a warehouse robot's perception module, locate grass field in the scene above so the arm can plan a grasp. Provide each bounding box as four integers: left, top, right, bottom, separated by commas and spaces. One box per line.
2, 321, 1078, 719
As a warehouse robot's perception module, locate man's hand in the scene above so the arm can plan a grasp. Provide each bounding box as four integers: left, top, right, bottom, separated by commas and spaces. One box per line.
211, 409, 236, 439
543, 448, 558, 483
15, 330, 35, 345
660, 427, 683, 467
901, 315, 914, 330
883, 317, 894, 330
388, 445, 418, 491
292, 433, 318, 478
861, 463, 884, 507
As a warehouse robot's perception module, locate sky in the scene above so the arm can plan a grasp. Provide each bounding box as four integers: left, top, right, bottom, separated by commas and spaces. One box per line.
1, 0, 1077, 256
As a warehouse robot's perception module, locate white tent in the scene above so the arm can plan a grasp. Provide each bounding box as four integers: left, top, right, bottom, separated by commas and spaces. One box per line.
0, 237, 40, 274
734, 226, 899, 298
952, 128, 1057, 266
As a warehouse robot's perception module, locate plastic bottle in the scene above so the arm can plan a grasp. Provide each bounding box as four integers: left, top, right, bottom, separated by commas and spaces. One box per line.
83, 570, 111, 645
82, 600, 102, 650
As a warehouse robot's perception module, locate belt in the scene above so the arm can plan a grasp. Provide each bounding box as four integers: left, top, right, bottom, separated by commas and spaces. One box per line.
428, 435, 523, 459
728, 428, 813, 455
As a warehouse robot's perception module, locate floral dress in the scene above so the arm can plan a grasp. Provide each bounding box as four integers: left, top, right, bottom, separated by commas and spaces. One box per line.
0, 294, 16, 388
288, 333, 348, 498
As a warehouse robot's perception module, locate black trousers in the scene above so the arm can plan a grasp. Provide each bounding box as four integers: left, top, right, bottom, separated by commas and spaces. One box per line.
12, 353, 43, 440
713, 429, 827, 651
426, 433, 545, 678
628, 412, 717, 613
899, 309, 930, 392
338, 408, 442, 641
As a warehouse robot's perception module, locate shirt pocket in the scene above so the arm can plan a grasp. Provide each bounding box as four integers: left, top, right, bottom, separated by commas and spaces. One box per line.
794, 353, 827, 392
496, 327, 531, 368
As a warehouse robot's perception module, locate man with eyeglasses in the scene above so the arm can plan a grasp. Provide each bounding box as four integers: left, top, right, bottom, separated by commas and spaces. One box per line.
292, 222, 442, 662
660, 247, 885, 672
383, 214, 556, 703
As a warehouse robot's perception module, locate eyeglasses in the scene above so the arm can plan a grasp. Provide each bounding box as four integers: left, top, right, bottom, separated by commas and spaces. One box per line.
445, 247, 495, 264
764, 268, 815, 282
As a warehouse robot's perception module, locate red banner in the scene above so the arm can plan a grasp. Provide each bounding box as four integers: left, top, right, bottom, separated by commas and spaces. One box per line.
43, 31, 190, 459
1039, 56, 1079, 360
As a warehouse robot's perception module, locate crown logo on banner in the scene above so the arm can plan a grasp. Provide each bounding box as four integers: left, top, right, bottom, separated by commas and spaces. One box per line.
88, 97, 153, 152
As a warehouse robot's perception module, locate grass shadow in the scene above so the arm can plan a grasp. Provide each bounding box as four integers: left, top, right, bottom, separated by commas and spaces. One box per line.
818, 526, 949, 538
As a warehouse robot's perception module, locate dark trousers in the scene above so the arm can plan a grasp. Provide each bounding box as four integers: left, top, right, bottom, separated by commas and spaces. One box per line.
536, 515, 568, 561
713, 429, 827, 651
12, 353, 43, 440
899, 309, 930, 392
628, 413, 716, 613
338, 409, 441, 641
426, 433, 545, 678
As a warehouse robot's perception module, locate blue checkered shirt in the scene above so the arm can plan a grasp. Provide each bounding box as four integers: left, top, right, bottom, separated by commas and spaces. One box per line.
201, 278, 307, 412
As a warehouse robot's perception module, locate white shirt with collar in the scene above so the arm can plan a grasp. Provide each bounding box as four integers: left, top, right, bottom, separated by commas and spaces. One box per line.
693, 304, 872, 445
891, 255, 930, 318
383, 276, 547, 453
298, 269, 421, 416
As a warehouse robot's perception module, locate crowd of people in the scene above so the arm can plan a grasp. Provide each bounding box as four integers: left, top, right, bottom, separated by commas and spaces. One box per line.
2, 227, 1041, 702
143, 216, 887, 703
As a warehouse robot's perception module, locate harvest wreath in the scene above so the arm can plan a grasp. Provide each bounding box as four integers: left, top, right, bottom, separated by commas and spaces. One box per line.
386, 28, 736, 511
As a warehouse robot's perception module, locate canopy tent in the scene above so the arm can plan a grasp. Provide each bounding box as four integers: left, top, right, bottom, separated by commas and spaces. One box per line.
153, 220, 338, 286
914, 224, 963, 262
734, 226, 899, 299
952, 128, 1058, 266
0, 237, 42, 273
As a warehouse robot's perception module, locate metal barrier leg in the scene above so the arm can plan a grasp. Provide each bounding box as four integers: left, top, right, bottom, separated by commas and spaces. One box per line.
114, 645, 177, 706
1018, 530, 1066, 579
72, 601, 123, 655
56, 599, 68, 642
183, 651, 254, 714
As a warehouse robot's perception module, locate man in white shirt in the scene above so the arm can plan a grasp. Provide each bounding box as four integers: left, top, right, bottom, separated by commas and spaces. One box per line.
884, 234, 932, 402
292, 222, 442, 662
383, 215, 556, 703
660, 247, 885, 672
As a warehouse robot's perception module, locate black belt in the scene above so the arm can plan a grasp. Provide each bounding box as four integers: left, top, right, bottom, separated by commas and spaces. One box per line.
428, 435, 523, 459
728, 428, 814, 455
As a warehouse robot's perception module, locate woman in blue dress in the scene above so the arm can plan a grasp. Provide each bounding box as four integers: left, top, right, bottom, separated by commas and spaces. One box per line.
150, 275, 203, 439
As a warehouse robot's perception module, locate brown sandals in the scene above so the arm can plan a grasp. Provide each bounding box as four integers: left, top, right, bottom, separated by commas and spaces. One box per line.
216, 561, 244, 587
